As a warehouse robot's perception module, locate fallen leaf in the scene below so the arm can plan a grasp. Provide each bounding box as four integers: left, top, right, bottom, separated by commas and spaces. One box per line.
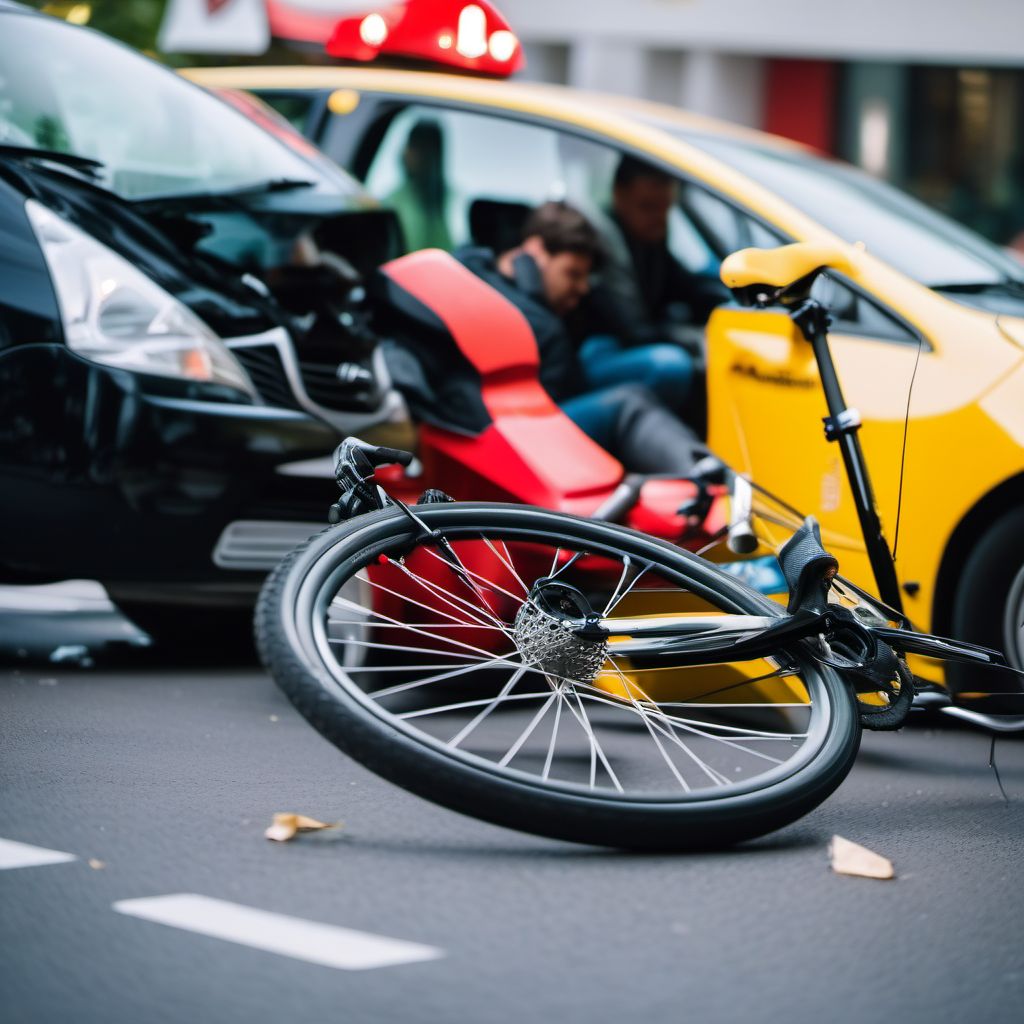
829, 835, 894, 880
264, 812, 341, 842
88, 859, 106, 870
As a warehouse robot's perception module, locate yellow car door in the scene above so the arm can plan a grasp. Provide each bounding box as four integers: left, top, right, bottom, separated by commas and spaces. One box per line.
705, 282, 923, 593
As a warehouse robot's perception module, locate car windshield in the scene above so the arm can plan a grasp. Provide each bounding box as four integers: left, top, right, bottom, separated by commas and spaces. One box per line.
664, 128, 1024, 290
0, 12, 359, 203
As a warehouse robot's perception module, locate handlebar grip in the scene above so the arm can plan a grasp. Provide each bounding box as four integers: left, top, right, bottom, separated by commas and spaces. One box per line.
368, 445, 415, 467
727, 474, 758, 555
334, 436, 415, 480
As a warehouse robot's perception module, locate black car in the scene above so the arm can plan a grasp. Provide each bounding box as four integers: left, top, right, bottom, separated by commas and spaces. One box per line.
0, 3, 412, 649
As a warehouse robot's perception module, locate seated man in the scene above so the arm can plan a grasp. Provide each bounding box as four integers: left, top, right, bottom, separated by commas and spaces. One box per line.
590, 155, 714, 342
576, 156, 726, 416
457, 201, 706, 476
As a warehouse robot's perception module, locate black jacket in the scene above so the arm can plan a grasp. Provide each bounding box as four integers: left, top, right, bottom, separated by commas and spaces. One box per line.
455, 246, 585, 403
580, 214, 711, 346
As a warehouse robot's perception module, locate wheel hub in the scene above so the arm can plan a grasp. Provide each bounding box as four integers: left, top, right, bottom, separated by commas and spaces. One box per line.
513, 580, 608, 684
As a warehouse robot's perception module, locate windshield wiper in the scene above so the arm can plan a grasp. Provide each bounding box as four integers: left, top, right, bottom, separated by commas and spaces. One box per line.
0, 143, 105, 180
131, 178, 316, 208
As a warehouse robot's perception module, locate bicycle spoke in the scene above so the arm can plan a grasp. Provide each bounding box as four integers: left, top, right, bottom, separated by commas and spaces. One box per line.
386, 556, 516, 641
334, 590, 516, 662
480, 536, 530, 596
495, 659, 807, 740
329, 637, 503, 662
603, 659, 713, 788
603, 557, 651, 616
541, 692, 564, 781
549, 547, 562, 577
368, 654, 523, 700
560, 686, 623, 792
574, 681, 807, 740
601, 661, 792, 761
603, 659, 777, 782
347, 573, 496, 631
498, 690, 560, 767
548, 550, 586, 579
447, 667, 527, 749
695, 526, 730, 558
421, 544, 528, 608
577, 689, 730, 788
330, 619, 505, 630
398, 690, 552, 720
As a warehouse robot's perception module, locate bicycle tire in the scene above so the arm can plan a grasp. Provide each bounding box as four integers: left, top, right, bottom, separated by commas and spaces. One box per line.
256, 503, 861, 850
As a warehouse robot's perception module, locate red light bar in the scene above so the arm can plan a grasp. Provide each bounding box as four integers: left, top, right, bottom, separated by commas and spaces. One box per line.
326, 0, 525, 77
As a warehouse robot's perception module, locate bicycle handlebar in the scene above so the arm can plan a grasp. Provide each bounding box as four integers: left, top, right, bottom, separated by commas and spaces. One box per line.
334, 437, 414, 482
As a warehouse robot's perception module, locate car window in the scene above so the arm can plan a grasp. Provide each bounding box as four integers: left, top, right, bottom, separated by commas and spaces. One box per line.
364, 105, 568, 250
0, 14, 353, 201
362, 104, 726, 273
679, 181, 915, 342
811, 276, 917, 343
679, 183, 784, 257
359, 103, 913, 341
671, 130, 1024, 290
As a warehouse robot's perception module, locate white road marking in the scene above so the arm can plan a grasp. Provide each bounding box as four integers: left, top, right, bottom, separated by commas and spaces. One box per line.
112, 894, 444, 971
0, 838, 77, 870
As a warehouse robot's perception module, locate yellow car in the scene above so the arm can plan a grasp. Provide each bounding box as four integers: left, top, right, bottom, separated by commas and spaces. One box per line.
186, 63, 1024, 698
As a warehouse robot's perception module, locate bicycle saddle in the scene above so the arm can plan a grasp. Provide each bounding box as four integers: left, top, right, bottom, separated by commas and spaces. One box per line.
721, 242, 855, 305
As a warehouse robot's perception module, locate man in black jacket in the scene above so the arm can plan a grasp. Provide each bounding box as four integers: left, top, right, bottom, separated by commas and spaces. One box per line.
457, 202, 705, 475
589, 155, 720, 344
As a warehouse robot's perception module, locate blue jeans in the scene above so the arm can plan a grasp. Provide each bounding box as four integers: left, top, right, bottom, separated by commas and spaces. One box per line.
560, 382, 706, 475
579, 335, 693, 411
560, 386, 632, 451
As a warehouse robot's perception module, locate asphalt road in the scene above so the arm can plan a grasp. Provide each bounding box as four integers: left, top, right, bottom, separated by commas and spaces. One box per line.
3, 642, 1024, 1024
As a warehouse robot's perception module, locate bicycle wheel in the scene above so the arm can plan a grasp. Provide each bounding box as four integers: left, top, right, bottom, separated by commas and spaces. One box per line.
256, 503, 860, 850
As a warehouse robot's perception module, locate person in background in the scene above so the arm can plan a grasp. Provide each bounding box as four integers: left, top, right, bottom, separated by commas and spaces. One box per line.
387, 118, 453, 252
576, 155, 725, 413
457, 201, 706, 475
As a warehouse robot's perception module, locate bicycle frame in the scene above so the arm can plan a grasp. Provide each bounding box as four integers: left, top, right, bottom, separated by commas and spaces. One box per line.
595, 610, 1005, 672
788, 298, 905, 613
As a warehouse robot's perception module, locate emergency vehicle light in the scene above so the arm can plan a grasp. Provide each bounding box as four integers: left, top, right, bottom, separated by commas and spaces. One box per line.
326, 0, 525, 77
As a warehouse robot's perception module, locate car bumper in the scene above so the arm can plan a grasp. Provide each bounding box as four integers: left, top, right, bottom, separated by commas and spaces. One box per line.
0, 345, 341, 592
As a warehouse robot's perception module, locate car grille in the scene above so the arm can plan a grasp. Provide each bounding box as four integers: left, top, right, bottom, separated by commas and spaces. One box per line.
232, 342, 380, 415
232, 345, 302, 410
299, 360, 378, 412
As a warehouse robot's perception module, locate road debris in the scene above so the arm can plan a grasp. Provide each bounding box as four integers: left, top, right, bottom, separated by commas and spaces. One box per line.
88, 859, 106, 870
264, 813, 342, 842
829, 835, 895, 879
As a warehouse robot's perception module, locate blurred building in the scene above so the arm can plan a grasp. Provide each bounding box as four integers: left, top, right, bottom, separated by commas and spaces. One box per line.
42, 0, 1024, 246
506, 0, 1024, 247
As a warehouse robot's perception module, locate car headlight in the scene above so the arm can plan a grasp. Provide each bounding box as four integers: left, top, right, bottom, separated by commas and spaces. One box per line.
25, 199, 256, 397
